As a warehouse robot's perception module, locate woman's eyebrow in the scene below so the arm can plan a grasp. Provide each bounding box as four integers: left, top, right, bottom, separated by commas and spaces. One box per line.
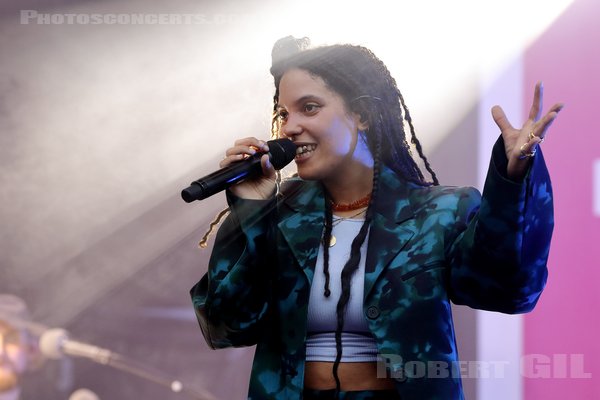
277, 94, 325, 110
294, 94, 324, 104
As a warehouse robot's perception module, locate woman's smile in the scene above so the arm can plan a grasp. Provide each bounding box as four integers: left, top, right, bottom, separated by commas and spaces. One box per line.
295, 143, 318, 162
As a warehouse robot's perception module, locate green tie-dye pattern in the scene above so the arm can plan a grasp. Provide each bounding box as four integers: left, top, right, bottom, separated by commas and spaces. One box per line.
190, 137, 553, 399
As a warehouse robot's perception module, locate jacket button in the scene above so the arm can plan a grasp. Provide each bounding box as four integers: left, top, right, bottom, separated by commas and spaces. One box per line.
366, 306, 380, 319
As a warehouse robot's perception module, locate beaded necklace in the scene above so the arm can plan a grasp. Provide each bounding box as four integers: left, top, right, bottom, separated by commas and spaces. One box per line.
330, 193, 371, 212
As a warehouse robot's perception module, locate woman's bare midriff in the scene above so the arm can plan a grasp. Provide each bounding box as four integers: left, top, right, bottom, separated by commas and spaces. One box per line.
304, 361, 396, 391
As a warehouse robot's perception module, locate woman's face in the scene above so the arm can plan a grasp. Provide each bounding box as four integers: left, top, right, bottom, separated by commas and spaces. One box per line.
276, 68, 371, 182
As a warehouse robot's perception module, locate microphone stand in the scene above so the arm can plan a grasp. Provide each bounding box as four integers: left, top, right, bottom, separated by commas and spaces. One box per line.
0, 311, 217, 400
86, 350, 216, 400
45, 333, 217, 400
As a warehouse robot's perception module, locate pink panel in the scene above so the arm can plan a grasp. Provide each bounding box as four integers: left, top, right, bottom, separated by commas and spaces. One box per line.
524, 0, 600, 398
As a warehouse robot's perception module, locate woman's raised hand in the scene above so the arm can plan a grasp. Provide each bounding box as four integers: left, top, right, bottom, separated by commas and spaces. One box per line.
491, 82, 564, 181
220, 137, 277, 199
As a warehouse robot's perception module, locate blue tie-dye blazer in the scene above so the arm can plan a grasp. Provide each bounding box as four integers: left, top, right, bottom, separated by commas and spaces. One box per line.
191, 137, 553, 399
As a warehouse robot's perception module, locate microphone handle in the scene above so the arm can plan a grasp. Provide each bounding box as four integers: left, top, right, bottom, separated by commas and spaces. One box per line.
181, 154, 263, 203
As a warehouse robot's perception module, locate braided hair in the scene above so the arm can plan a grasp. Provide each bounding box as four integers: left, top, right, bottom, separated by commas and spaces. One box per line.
270, 36, 439, 396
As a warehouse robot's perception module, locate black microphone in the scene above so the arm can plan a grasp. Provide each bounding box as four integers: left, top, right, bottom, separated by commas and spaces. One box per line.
181, 138, 296, 203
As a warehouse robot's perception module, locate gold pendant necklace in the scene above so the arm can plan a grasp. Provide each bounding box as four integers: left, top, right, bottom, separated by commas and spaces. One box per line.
327, 208, 366, 247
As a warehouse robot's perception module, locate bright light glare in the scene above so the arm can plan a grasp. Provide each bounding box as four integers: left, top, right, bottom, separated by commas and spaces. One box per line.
0, 0, 574, 290
247, 0, 574, 147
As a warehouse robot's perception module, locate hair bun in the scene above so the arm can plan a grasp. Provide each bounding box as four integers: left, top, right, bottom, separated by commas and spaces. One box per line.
271, 36, 310, 74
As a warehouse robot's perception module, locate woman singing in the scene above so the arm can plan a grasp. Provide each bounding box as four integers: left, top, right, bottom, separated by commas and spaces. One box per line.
190, 36, 562, 399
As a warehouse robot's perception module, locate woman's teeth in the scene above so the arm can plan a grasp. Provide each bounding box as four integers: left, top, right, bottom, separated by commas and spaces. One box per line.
296, 144, 317, 157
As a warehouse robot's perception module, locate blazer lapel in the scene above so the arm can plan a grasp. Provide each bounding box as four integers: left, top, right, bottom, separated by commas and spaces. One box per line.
364, 167, 417, 299
277, 180, 325, 284
275, 169, 417, 297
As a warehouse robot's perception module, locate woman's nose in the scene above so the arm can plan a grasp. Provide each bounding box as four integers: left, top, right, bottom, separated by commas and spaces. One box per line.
281, 114, 302, 138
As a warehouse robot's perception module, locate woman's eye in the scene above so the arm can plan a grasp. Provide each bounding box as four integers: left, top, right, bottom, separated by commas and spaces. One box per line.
276, 110, 288, 120
303, 103, 320, 113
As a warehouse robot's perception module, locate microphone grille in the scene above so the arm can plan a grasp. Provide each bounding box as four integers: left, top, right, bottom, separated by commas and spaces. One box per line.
267, 138, 296, 170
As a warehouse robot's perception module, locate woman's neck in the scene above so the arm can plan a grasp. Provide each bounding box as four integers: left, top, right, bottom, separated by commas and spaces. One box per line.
323, 164, 374, 214
321, 133, 375, 214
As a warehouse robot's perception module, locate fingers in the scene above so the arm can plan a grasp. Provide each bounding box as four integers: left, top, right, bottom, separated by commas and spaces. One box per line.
233, 137, 270, 150
518, 136, 543, 160
491, 105, 514, 132
219, 137, 270, 168
536, 111, 560, 140
532, 102, 564, 140
528, 81, 544, 122
548, 102, 565, 114
260, 153, 276, 178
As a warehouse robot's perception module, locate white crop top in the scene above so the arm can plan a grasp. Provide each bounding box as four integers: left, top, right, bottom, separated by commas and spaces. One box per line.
305, 217, 379, 362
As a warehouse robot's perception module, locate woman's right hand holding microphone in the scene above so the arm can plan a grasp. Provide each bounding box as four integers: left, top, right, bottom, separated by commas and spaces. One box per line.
221, 137, 277, 200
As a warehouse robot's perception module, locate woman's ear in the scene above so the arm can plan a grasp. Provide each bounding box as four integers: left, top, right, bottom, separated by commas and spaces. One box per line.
358, 119, 369, 132
352, 111, 370, 132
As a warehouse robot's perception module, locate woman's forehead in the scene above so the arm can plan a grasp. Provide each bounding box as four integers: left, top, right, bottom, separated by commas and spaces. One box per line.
278, 69, 341, 107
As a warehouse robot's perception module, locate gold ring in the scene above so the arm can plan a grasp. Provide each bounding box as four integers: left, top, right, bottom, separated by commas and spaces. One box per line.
528, 131, 545, 144
519, 142, 536, 159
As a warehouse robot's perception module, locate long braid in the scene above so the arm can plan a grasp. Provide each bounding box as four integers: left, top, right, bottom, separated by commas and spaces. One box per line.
198, 207, 230, 248
321, 196, 333, 297
398, 92, 440, 185
271, 91, 280, 138
357, 50, 429, 186
331, 130, 382, 397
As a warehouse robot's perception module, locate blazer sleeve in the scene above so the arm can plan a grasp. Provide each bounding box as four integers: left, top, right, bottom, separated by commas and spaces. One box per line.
447, 135, 553, 313
190, 191, 277, 349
